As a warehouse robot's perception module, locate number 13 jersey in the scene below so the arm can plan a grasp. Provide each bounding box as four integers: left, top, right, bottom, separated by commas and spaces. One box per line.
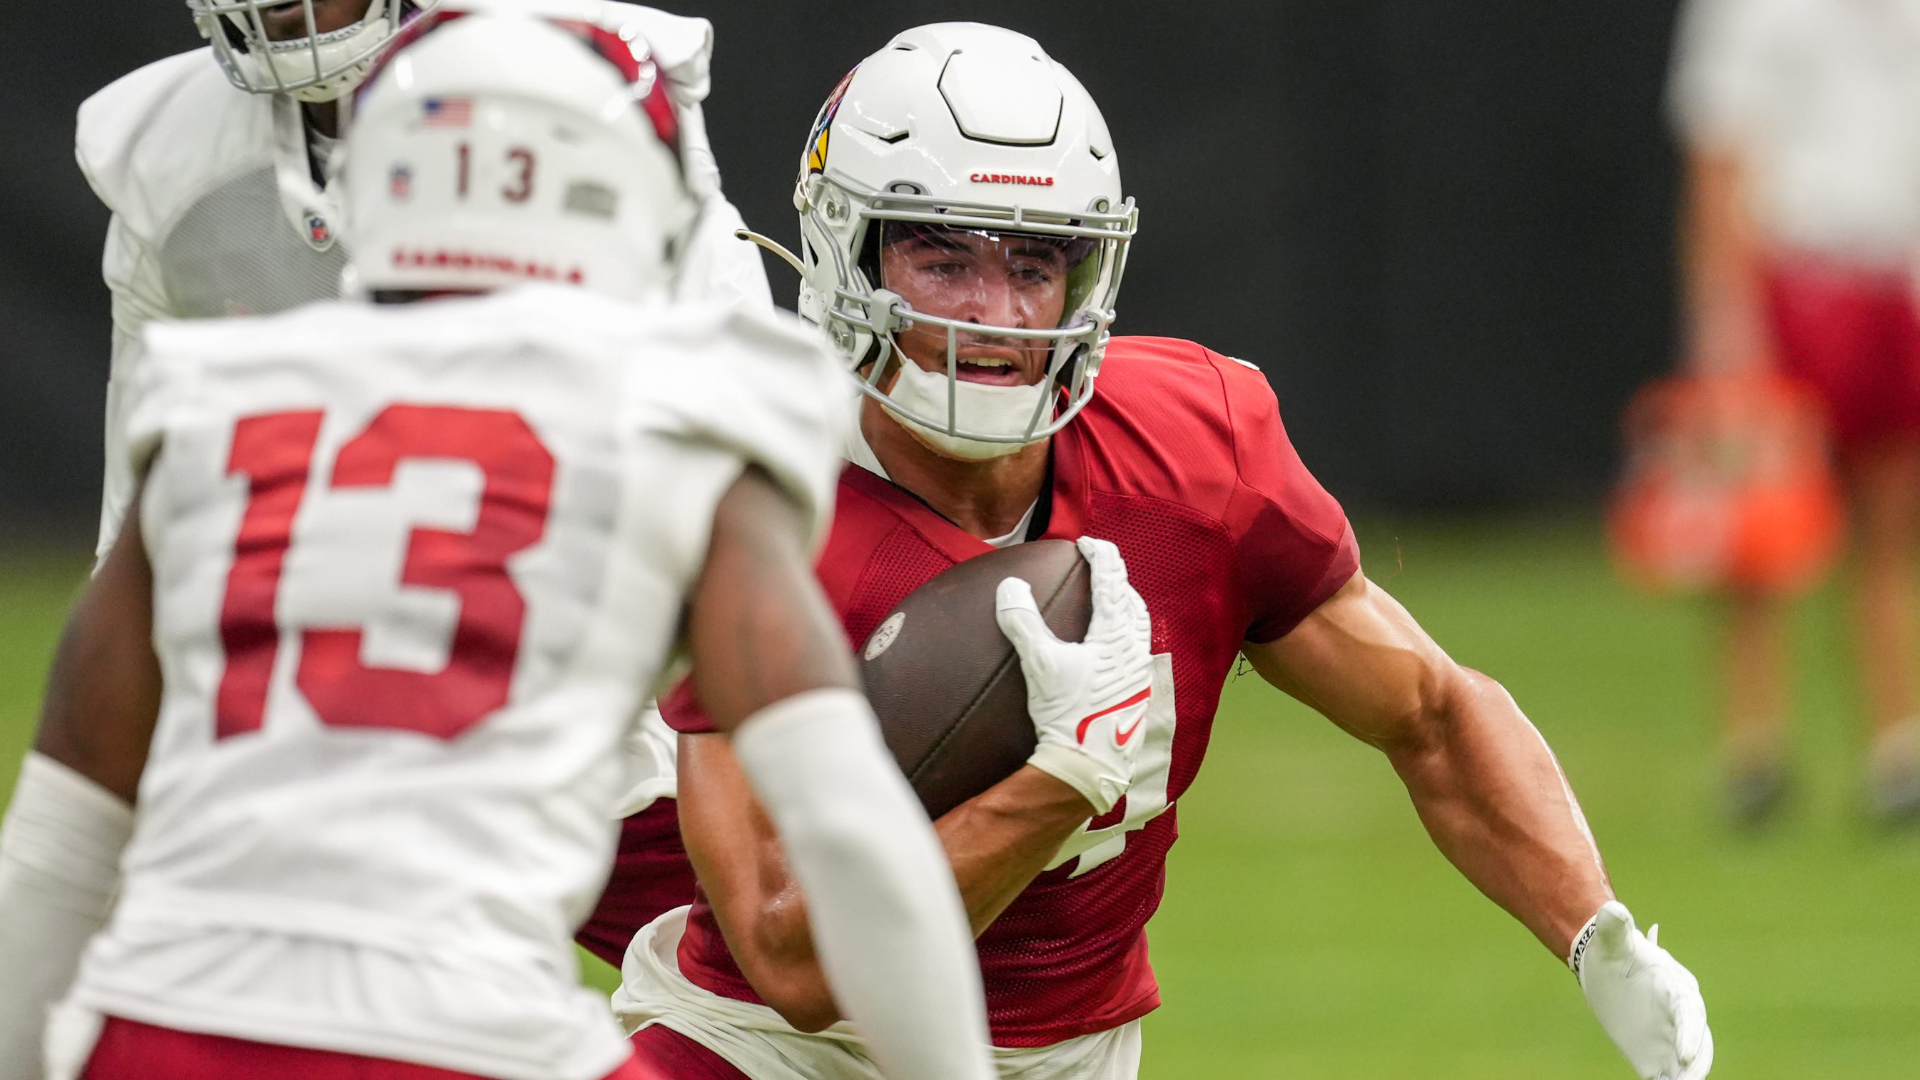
61, 285, 846, 1080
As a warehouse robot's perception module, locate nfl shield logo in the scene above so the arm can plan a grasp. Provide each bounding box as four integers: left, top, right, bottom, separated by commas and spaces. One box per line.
304, 213, 334, 251
390, 166, 413, 200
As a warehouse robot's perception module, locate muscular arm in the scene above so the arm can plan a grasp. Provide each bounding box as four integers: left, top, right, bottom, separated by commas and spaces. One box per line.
0, 491, 157, 1079
1243, 572, 1612, 956
680, 732, 1092, 1031
33, 490, 163, 800
681, 466, 992, 1080
684, 466, 859, 733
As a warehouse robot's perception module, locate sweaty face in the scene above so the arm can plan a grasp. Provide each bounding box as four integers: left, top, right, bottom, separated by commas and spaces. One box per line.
255, 0, 376, 42
878, 224, 1076, 388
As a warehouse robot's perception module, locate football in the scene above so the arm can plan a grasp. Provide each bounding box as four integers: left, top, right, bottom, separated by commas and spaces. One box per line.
861, 539, 1094, 818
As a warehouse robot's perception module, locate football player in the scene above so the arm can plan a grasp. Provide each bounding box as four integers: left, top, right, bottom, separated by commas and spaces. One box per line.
79, 0, 770, 560
76, 0, 758, 966
608, 23, 1715, 1080
0, 13, 994, 1080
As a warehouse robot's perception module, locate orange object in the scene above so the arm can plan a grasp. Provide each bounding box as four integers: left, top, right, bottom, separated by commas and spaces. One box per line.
1609, 373, 1845, 594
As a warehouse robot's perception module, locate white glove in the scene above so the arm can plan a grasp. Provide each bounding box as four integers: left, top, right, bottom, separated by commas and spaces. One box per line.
1571, 901, 1714, 1080
994, 537, 1154, 814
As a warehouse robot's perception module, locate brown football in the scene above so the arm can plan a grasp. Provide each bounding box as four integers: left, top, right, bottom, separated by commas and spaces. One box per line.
860, 539, 1093, 819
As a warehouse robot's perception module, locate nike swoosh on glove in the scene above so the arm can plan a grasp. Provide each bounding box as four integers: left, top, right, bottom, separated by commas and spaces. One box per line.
1570, 900, 1714, 1079
994, 537, 1154, 815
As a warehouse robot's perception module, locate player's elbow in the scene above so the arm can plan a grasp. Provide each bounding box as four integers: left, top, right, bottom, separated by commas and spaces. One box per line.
767, 986, 843, 1034
1379, 659, 1484, 762
744, 959, 841, 1033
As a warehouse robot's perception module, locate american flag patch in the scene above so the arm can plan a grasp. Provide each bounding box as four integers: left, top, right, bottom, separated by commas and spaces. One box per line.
423, 97, 472, 127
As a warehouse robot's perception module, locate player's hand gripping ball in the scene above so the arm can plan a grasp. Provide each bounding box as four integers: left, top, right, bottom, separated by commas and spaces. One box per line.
995, 537, 1154, 815
859, 538, 1153, 817
1571, 901, 1714, 1080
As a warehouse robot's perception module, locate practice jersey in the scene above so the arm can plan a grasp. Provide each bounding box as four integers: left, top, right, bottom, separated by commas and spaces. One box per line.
1670, 0, 1920, 262
77, 1, 772, 562
60, 285, 845, 1080
658, 337, 1360, 1047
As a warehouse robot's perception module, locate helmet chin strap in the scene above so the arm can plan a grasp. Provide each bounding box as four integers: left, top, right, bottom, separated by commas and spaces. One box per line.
881, 341, 1047, 461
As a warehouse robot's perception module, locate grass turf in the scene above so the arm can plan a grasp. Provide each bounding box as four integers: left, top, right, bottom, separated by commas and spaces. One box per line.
2, 517, 1915, 1078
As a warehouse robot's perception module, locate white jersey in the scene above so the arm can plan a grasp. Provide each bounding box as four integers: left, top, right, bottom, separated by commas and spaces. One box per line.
57, 285, 845, 1080
77, 1, 773, 562
1670, 0, 1920, 262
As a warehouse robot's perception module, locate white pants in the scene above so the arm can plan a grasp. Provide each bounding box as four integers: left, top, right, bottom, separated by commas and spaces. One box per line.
611, 908, 1143, 1080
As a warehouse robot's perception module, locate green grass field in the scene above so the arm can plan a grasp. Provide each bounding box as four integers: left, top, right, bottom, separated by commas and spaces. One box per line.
3, 518, 1916, 1078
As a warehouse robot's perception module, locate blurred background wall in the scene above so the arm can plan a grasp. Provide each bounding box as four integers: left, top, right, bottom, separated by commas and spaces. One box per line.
0, 0, 1682, 533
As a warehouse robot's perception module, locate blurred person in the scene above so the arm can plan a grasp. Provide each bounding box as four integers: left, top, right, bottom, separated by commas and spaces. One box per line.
0, 12, 996, 1080
608, 23, 1713, 1080
76, 0, 767, 965
1670, 0, 1920, 823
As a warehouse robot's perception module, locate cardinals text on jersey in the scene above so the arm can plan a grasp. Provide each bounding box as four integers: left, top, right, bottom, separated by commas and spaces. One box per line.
56, 285, 845, 1080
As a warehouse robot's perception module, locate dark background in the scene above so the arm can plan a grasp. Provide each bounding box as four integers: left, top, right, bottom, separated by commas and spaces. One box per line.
1, 0, 1683, 534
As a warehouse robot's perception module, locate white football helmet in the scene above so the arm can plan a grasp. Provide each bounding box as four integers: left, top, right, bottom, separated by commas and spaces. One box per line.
790, 22, 1136, 454
340, 7, 695, 300
190, 0, 437, 103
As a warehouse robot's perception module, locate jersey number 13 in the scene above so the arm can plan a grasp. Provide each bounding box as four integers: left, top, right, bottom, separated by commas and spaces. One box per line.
214, 405, 554, 742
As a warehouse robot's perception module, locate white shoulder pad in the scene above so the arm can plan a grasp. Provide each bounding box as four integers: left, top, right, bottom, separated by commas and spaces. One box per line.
76, 48, 269, 240
597, 1, 715, 105
630, 308, 850, 549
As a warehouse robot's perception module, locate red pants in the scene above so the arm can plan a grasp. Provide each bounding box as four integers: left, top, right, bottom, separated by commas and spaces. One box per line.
628, 1025, 751, 1080
81, 1016, 668, 1079
574, 798, 695, 969
1766, 254, 1920, 457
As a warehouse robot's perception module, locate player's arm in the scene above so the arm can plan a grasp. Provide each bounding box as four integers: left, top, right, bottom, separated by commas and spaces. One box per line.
0, 489, 158, 1079
1243, 572, 1711, 1079
681, 537, 1154, 1028
1678, 143, 1771, 375
678, 742, 1101, 1030
684, 465, 993, 1080
1668, 0, 1771, 380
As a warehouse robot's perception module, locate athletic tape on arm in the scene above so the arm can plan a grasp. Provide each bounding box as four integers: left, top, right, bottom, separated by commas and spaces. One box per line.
731, 687, 994, 1080
0, 753, 135, 1080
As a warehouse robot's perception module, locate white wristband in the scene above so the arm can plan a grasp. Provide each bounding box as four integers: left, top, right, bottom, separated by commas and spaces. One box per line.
0, 753, 136, 1080
1, 754, 133, 916
1567, 905, 1604, 981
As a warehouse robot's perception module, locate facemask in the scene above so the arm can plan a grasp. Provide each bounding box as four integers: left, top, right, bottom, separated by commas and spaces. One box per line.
883, 355, 1050, 461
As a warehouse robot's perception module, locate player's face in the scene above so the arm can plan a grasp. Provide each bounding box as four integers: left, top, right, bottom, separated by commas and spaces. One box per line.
878, 225, 1073, 388
254, 0, 376, 41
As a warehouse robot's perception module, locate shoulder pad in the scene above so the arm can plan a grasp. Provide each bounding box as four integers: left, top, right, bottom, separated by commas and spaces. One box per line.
76, 49, 269, 238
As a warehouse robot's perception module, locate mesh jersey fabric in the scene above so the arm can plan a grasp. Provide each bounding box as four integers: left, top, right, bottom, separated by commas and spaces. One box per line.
653, 336, 1359, 1046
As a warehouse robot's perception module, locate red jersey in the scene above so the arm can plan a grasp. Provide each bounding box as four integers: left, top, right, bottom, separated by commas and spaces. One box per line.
662, 336, 1359, 1046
